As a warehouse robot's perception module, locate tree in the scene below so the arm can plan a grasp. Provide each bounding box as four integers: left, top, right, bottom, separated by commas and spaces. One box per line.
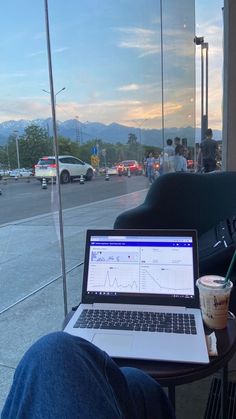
0, 145, 10, 168
8, 125, 53, 169
3, 126, 158, 171
127, 133, 138, 145
126, 133, 140, 160
58, 136, 80, 156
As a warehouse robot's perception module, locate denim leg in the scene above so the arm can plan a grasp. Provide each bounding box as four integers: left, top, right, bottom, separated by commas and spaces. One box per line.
147, 167, 153, 183
121, 367, 176, 419
1, 332, 132, 419
1, 332, 175, 419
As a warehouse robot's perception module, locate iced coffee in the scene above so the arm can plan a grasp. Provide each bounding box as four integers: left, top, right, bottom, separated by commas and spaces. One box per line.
196, 275, 233, 330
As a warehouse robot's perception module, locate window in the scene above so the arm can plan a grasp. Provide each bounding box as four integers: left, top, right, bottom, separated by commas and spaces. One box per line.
1, 0, 225, 411
38, 158, 55, 165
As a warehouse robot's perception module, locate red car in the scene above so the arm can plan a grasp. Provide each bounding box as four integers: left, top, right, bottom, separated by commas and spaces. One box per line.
118, 160, 143, 175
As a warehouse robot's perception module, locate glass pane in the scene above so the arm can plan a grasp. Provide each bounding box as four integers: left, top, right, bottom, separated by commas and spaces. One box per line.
195, 0, 223, 171
0, 0, 199, 410
161, 0, 195, 174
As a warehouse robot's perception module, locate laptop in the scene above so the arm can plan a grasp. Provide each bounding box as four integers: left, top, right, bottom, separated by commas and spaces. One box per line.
64, 229, 209, 364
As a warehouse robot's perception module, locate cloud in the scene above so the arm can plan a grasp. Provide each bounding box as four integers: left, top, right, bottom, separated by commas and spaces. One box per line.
118, 84, 140, 92
115, 26, 197, 59
28, 50, 45, 58
0, 72, 26, 79
0, 67, 222, 131
0, 98, 140, 125
53, 47, 70, 53
27, 46, 69, 57
0, 98, 51, 122
55, 98, 187, 129
115, 27, 159, 57
125, 102, 182, 121
33, 32, 46, 40
0, 89, 195, 132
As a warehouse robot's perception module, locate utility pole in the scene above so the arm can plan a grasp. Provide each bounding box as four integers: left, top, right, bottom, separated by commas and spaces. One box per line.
75, 115, 80, 144
14, 130, 20, 170
194, 36, 209, 141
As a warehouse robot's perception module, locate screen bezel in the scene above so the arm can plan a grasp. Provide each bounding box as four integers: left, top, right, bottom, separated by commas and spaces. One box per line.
82, 229, 199, 308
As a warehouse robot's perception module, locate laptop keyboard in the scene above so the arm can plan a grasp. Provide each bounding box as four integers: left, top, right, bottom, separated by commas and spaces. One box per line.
74, 309, 197, 334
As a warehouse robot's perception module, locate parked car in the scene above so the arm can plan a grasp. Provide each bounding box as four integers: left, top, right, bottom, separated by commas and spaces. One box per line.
34, 155, 94, 184
107, 166, 118, 175
118, 160, 143, 175
9, 168, 33, 177
0, 169, 10, 176
98, 165, 118, 175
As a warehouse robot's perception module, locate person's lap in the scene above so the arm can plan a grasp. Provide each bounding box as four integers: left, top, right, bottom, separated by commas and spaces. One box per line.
1, 331, 175, 419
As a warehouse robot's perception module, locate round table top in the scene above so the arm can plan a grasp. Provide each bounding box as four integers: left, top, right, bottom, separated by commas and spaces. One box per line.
114, 318, 236, 386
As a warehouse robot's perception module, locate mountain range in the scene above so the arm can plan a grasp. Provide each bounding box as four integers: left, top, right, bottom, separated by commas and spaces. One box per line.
0, 118, 222, 148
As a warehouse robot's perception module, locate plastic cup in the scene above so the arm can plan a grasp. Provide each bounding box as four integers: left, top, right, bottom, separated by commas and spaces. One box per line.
196, 275, 233, 330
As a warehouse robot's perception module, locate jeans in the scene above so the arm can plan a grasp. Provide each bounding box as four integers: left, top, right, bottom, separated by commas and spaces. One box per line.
202, 158, 217, 173
1, 332, 175, 419
147, 167, 154, 184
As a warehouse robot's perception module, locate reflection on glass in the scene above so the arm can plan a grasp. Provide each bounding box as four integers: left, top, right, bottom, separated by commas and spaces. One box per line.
0, 0, 198, 409
160, 0, 195, 174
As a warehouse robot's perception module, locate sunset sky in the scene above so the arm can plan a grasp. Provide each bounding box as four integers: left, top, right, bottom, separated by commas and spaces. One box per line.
0, 0, 223, 134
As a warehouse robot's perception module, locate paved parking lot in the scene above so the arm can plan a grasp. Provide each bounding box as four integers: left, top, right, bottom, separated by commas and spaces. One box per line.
0, 174, 148, 224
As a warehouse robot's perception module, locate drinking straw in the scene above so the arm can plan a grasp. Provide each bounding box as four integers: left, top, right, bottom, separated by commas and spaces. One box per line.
224, 248, 236, 284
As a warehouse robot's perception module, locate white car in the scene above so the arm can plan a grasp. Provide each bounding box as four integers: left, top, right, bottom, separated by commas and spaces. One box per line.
107, 166, 118, 175
0, 169, 10, 176
9, 168, 33, 177
35, 155, 94, 184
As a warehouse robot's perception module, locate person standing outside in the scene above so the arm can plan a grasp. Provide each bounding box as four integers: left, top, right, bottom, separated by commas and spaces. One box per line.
163, 139, 175, 173
146, 152, 155, 184
174, 136, 181, 151
200, 128, 219, 172
174, 144, 187, 172
164, 139, 175, 157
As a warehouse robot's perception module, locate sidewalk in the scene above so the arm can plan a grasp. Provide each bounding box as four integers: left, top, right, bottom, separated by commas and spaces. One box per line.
0, 189, 147, 410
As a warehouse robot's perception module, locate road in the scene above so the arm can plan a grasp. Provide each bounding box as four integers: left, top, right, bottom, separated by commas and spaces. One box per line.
0, 174, 148, 225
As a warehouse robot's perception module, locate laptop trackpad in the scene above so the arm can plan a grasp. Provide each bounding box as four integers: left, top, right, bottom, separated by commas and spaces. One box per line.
92, 333, 133, 355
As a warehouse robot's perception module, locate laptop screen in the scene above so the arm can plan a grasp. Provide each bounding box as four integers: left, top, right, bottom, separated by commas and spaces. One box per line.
82, 229, 199, 307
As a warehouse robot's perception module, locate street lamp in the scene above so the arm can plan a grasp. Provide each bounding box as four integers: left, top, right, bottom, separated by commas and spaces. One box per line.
42, 87, 66, 98
13, 130, 20, 171
42, 87, 66, 139
194, 36, 209, 141
75, 115, 80, 144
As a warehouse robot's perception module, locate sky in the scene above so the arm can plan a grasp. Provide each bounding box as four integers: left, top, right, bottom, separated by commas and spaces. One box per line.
0, 0, 223, 133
